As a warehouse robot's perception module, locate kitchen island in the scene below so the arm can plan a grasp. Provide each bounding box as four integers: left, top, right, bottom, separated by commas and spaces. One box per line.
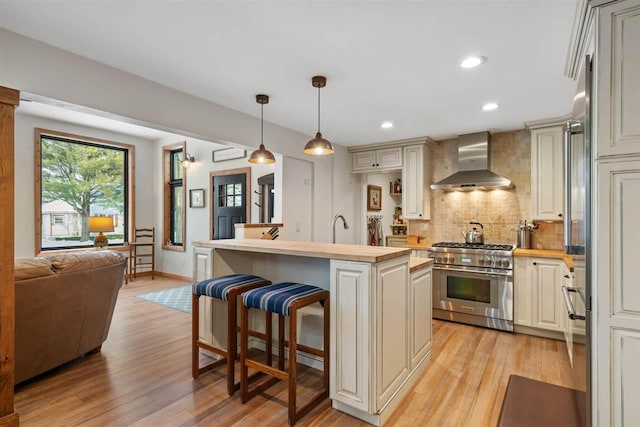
192, 239, 433, 426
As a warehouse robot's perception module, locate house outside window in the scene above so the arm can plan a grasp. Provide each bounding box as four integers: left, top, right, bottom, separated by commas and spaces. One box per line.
35, 128, 134, 253
163, 142, 186, 250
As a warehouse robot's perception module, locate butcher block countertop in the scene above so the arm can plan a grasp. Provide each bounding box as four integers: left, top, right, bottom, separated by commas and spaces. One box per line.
192, 239, 411, 263
513, 248, 574, 271
410, 257, 433, 273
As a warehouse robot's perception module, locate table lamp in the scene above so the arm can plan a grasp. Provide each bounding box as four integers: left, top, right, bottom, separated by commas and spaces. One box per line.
88, 216, 115, 248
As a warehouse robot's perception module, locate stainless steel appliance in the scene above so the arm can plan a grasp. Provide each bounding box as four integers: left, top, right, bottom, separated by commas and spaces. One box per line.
428, 242, 514, 332
561, 54, 592, 427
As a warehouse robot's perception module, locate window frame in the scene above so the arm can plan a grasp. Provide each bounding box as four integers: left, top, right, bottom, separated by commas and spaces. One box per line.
163, 142, 187, 251
34, 128, 135, 255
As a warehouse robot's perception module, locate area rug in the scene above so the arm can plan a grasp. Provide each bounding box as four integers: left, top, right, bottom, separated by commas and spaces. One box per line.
497, 375, 586, 427
136, 285, 192, 314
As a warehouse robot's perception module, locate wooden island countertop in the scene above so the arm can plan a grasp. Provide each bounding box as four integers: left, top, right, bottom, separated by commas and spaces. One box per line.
192, 238, 411, 263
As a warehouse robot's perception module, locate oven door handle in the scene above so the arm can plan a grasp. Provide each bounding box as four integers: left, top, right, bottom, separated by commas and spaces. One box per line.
561, 286, 586, 320
434, 266, 512, 277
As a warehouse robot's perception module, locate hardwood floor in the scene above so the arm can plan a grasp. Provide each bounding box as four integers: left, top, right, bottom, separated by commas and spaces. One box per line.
15, 277, 573, 426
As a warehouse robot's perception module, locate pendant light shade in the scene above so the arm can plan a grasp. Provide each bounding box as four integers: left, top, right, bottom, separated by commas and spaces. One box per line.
304, 75, 334, 156
249, 94, 276, 164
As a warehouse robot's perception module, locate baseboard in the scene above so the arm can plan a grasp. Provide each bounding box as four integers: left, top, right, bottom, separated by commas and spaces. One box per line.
156, 271, 193, 282
514, 325, 565, 341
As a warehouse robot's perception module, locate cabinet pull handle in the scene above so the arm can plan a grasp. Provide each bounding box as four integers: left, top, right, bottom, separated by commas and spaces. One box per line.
564, 274, 570, 279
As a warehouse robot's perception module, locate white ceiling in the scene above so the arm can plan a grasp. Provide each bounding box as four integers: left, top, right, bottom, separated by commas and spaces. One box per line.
0, 0, 579, 146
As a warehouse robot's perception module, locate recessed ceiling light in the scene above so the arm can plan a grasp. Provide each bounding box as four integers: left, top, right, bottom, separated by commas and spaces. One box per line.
482, 102, 499, 111
380, 121, 394, 129
460, 56, 485, 69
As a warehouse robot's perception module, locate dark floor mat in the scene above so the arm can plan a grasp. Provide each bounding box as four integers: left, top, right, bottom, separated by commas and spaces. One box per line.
497, 375, 586, 427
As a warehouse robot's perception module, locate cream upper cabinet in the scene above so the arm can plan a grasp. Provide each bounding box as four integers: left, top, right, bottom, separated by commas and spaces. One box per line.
596, 0, 640, 158
530, 125, 564, 220
514, 256, 564, 332
402, 144, 430, 220
352, 147, 402, 172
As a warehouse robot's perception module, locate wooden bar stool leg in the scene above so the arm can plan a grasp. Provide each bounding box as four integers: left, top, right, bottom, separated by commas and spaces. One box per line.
192, 294, 200, 379
278, 314, 285, 371
288, 306, 298, 425
227, 296, 238, 396
266, 311, 273, 367
240, 304, 250, 403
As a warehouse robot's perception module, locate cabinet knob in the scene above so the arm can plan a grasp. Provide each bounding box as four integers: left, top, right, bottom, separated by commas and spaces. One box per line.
558, 213, 563, 217
564, 274, 570, 278
419, 213, 422, 217
533, 262, 537, 266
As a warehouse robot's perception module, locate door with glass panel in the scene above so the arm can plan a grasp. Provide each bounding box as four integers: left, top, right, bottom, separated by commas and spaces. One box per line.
211, 168, 250, 239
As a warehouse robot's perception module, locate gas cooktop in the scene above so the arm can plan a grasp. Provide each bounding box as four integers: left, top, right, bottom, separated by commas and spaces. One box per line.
431, 242, 514, 251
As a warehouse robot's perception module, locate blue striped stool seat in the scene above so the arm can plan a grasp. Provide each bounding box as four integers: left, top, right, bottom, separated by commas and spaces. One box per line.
193, 274, 270, 301
242, 282, 326, 316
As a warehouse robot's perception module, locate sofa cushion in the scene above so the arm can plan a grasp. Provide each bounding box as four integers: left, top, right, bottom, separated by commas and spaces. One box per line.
14, 257, 55, 281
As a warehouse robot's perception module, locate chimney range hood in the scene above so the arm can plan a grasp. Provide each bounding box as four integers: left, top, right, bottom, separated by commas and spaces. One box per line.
430, 131, 513, 191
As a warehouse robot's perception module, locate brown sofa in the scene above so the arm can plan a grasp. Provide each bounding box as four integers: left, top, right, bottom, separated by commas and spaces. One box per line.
14, 251, 126, 384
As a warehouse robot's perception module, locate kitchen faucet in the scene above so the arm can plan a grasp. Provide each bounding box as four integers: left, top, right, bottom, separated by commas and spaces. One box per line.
332, 214, 349, 243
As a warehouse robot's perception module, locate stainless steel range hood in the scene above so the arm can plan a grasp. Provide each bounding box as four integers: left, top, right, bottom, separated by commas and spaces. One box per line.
430, 131, 513, 191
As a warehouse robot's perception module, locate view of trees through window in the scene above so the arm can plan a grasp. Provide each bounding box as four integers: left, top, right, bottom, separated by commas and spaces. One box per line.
39, 134, 128, 250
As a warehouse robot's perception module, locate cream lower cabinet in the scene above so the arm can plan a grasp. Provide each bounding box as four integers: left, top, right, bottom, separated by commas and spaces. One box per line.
514, 256, 564, 332
331, 258, 431, 422
409, 266, 432, 369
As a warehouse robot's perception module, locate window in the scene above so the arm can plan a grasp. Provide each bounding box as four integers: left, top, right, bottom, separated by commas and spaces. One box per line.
163, 142, 186, 250
218, 183, 243, 207
35, 128, 134, 253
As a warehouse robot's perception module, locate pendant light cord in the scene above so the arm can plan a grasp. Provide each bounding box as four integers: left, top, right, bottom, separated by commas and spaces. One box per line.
317, 86, 321, 133
261, 102, 264, 145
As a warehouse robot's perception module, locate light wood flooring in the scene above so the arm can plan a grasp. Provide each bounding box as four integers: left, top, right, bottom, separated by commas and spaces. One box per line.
15, 277, 574, 426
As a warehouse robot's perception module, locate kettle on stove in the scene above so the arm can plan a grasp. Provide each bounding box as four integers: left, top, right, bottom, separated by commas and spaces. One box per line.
461, 221, 484, 244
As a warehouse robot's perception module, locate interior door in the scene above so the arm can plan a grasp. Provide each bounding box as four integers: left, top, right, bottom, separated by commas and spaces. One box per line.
211, 170, 249, 239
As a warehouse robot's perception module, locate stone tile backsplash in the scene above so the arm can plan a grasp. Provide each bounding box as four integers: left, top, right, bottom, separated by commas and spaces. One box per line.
412, 129, 562, 250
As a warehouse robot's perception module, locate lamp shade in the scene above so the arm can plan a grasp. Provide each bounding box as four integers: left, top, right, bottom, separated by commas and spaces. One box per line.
248, 144, 276, 164
303, 132, 335, 155
88, 216, 115, 233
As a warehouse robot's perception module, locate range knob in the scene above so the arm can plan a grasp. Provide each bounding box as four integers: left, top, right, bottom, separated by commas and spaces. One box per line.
501, 260, 510, 268
448, 257, 454, 264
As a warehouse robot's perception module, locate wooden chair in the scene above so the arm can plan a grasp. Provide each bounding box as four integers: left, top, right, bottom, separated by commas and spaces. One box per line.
128, 227, 155, 280
240, 282, 329, 426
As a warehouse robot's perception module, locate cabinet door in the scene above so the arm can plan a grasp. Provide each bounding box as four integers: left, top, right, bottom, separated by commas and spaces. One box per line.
410, 267, 432, 369
595, 157, 640, 426
514, 257, 533, 326
376, 147, 403, 170
375, 257, 409, 410
402, 144, 430, 220
597, 1, 640, 158
352, 151, 377, 172
531, 126, 564, 220
531, 258, 564, 332
330, 260, 371, 412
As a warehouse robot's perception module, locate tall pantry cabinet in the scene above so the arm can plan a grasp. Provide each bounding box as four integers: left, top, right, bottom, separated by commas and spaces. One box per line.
573, 0, 640, 425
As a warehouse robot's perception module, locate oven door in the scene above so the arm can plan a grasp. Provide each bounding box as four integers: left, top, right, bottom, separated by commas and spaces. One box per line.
433, 267, 513, 322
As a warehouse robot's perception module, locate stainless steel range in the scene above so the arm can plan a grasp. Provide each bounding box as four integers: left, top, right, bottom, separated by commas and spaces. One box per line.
428, 242, 514, 332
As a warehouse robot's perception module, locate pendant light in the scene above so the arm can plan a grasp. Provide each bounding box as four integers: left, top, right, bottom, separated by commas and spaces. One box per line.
248, 94, 276, 164
304, 75, 335, 155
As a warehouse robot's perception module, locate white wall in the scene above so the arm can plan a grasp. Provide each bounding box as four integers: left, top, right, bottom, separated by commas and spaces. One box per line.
2, 29, 360, 276
13, 112, 155, 258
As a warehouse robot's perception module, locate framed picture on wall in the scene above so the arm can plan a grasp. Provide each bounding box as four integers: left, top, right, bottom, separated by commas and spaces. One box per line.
367, 185, 382, 211
189, 189, 205, 208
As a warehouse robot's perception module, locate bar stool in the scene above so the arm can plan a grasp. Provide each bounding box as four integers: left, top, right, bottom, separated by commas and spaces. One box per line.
192, 274, 272, 396
240, 282, 329, 426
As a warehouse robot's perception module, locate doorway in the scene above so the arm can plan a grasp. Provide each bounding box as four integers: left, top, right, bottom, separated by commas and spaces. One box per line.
210, 167, 251, 239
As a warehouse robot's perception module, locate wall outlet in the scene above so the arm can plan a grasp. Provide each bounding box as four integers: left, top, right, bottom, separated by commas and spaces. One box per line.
420, 223, 429, 231
296, 222, 301, 232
